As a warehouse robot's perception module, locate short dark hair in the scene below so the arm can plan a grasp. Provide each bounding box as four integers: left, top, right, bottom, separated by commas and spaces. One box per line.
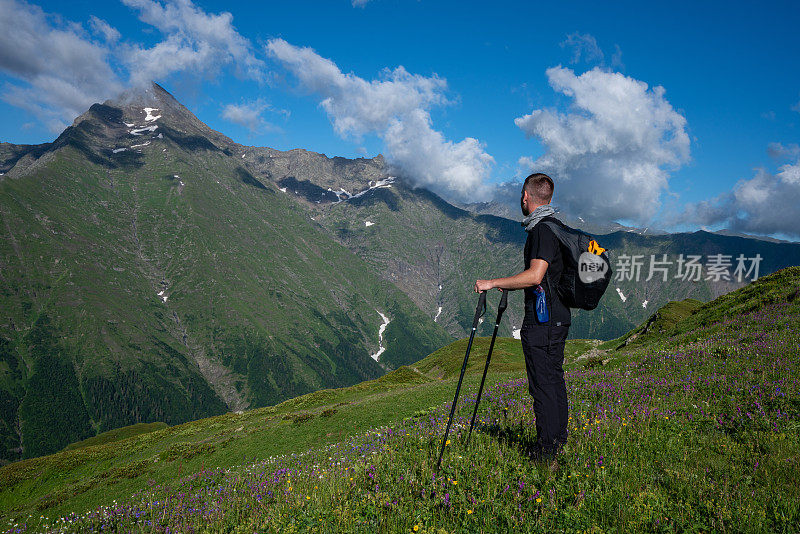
523, 173, 554, 204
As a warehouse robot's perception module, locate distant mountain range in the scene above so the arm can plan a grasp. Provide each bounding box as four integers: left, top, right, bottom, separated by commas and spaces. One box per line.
2, 83, 799, 463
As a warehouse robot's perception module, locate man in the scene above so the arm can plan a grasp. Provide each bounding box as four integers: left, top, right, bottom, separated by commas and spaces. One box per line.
474, 172, 570, 460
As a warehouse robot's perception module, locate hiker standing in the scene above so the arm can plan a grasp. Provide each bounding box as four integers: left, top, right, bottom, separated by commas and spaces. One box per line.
474, 173, 570, 459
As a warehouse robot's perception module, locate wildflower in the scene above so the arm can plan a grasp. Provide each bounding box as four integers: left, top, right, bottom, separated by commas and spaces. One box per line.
413, 525, 420, 532
467, 509, 473, 514
453, 480, 458, 485
446, 440, 451, 446
536, 497, 542, 503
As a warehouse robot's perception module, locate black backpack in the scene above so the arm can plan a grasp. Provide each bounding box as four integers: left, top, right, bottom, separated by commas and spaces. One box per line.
539, 216, 612, 311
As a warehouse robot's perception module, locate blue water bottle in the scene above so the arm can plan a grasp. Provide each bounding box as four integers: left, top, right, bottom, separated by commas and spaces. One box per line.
535, 284, 549, 323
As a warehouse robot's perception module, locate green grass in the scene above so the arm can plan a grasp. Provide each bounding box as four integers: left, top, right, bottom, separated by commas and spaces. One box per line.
3, 336, 588, 522
599, 298, 704, 351
63, 423, 169, 452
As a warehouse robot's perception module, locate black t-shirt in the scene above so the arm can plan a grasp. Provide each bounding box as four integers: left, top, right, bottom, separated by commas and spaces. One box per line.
523, 221, 571, 326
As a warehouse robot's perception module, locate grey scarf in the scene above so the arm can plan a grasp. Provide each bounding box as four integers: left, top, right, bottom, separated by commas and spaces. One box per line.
521, 204, 556, 232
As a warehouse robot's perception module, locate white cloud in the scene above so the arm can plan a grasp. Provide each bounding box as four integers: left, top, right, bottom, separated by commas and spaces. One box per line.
0, 0, 123, 132
267, 38, 494, 202
561, 33, 604, 65
352, 0, 372, 6
515, 66, 690, 223
0, 0, 267, 132
89, 16, 121, 43
121, 0, 266, 86
221, 99, 280, 133
681, 153, 800, 238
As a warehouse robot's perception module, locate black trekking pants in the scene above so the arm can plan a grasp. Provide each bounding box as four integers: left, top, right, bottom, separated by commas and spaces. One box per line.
521, 323, 569, 452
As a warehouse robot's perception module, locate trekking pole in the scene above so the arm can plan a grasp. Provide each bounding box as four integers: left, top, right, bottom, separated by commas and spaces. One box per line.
435, 291, 486, 471
466, 289, 508, 446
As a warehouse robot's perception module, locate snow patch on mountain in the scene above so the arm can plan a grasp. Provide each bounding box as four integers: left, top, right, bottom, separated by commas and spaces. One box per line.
434, 306, 442, 322
642, 300, 648, 308
130, 125, 158, 136
512, 327, 521, 340
370, 311, 391, 361
112, 148, 127, 153
365, 221, 374, 227
332, 177, 396, 203
616, 288, 627, 302
143, 108, 161, 122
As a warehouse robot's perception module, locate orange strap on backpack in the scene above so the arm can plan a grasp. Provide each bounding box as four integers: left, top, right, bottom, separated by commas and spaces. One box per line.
588, 240, 606, 255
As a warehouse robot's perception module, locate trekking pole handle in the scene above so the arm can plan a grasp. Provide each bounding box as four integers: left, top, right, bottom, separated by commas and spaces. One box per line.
472, 291, 487, 328
498, 289, 508, 316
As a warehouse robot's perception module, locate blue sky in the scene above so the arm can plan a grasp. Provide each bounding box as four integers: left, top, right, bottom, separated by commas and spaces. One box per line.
1, 0, 798, 238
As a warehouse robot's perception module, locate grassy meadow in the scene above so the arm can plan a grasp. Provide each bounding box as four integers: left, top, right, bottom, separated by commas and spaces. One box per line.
2, 267, 799, 532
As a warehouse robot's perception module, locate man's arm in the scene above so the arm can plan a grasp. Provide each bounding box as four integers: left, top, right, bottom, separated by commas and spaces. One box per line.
474, 258, 548, 292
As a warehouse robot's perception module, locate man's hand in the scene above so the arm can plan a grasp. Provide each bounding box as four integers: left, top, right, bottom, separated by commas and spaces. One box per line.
474, 259, 548, 293
474, 279, 495, 293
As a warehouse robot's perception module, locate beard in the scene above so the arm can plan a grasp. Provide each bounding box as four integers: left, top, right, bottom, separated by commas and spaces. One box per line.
520, 194, 530, 216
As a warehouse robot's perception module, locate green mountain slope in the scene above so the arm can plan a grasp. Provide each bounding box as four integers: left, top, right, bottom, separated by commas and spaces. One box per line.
0, 84, 450, 463
0, 336, 528, 521
0, 267, 798, 530
601, 298, 705, 350
239, 152, 800, 342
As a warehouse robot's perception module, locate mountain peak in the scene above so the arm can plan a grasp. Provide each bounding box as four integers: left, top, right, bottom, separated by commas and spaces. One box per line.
43, 81, 236, 166
102, 82, 216, 137
108, 82, 181, 115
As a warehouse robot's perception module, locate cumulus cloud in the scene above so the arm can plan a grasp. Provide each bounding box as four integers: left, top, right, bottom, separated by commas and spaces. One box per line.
561, 33, 604, 65
0, 0, 268, 131
220, 99, 281, 133
121, 0, 266, 86
680, 152, 800, 239
0, 0, 123, 132
352, 0, 372, 6
267, 38, 494, 202
515, 66, 690, 223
